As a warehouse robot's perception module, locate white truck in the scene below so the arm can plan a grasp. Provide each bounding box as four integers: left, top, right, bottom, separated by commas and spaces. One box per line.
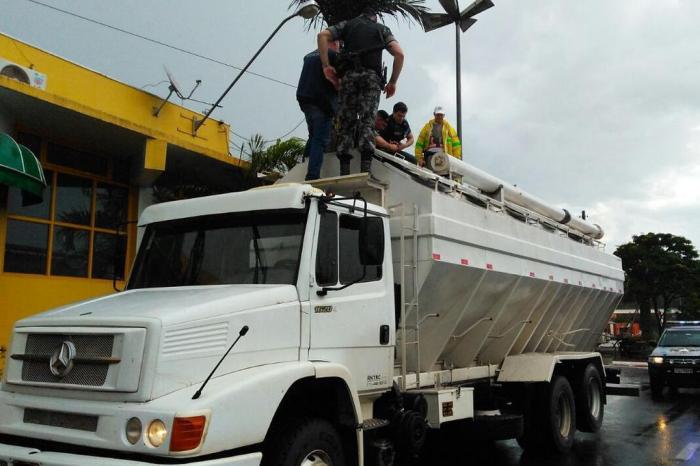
0, 150, 624, 466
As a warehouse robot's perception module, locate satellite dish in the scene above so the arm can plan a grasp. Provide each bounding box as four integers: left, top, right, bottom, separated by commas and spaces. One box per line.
153, 66, 205, 117
164, 66, 183, 98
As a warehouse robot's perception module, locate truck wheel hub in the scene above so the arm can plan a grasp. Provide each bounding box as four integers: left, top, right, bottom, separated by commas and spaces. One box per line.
301, 449, 333, 466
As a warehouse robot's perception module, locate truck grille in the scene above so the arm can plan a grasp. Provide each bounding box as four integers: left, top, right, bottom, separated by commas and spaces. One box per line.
23, 408, 99, 432
667, 357, 699, 366
20, 334, 114, 387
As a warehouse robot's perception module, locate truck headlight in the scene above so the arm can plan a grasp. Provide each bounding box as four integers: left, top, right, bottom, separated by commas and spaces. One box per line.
125, 417, 142, 445
147, 419, 168, 447
649, 356, 664, 364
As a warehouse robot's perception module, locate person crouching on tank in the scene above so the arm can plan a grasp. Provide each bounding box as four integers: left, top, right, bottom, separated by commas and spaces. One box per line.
317, 7, 405, 176
376, 101, 417, 165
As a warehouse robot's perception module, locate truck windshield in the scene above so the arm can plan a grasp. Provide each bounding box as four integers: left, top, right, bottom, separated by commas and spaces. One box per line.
128, 209, 307, 289
658, 330, 700, 347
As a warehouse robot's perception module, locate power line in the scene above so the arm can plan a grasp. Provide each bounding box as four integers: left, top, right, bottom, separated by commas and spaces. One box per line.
229, 118, 306, 147
140, 79, 168, 90
21, 0, 298, 89
263, 118, 306, 143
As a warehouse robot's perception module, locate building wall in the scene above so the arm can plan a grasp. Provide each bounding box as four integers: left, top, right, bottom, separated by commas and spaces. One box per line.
0, 33, 244, 377
0, 130, 139, 376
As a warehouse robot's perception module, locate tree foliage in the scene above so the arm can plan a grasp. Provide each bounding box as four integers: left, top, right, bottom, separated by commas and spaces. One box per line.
290, 0, 428, 27
241, 134, 305, 187
246, 134, 306, 177
615, 233, 700, 337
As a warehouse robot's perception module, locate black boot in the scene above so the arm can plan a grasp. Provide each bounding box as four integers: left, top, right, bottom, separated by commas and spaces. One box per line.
340, 160, 350, 176
360, 158, 372, 173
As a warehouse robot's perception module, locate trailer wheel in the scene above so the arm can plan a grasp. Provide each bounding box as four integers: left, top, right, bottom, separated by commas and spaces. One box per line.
264, 418, 345, 466
575, 363, 604, 433
517, 376, 577, 454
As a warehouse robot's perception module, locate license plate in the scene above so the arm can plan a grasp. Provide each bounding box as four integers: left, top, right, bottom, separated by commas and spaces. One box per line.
674, 368, 693, 374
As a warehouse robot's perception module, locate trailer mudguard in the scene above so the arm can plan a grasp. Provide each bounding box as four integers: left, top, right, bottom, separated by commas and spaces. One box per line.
497, 352, 604, 383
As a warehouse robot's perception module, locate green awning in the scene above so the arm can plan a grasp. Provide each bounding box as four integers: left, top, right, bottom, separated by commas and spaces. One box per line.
0, 132, 47, 205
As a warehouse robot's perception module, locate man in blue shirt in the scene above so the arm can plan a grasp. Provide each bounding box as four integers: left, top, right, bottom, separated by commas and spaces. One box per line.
296, 41, 339, 180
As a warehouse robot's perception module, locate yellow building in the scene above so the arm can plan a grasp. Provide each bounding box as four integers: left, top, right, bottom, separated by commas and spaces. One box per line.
0, 33, 245, 375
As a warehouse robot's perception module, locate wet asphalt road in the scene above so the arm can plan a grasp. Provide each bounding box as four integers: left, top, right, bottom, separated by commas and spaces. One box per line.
421, 366, 700, 466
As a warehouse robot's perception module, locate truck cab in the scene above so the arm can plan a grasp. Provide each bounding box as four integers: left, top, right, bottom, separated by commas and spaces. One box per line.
0, 184, 394, 465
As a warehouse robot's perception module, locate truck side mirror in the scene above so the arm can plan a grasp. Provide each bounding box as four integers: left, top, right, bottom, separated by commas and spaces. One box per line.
359, 217, 384, 266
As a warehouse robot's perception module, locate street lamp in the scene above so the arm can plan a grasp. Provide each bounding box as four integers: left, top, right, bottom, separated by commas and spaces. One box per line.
422, 0, 494, 140
193, 0, 320, 134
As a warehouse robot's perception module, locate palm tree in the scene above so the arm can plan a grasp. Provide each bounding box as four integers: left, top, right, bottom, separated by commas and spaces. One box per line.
242, 134, 306, 186
290, 0, 428, 27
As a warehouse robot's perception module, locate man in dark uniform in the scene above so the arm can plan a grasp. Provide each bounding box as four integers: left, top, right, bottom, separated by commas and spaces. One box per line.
318, 8, 405, 176
376, 102, 417, 164
296, 41, 339, 180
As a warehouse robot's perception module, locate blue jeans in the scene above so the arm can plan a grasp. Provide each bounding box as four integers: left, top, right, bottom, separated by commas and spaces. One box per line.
300, 102, 333, 181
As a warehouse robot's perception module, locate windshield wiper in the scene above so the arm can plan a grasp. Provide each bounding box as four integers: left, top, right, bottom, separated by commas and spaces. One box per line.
251, 224, 267, 284
185, 230, 206, 285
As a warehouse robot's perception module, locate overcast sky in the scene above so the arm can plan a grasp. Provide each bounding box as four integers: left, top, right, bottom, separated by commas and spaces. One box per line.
2, 0, 699, 250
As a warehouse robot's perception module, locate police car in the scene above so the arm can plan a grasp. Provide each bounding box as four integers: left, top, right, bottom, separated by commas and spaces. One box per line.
648, 322, 700, 398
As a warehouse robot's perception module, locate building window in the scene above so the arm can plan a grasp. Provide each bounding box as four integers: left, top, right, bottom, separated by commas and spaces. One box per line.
3, 135, 131, 280
4, 219, 49, 274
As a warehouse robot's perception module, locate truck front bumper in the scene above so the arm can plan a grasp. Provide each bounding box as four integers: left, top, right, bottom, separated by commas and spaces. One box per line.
0, 442, 261, 466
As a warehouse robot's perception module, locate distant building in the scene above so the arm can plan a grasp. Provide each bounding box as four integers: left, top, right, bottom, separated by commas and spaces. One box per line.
0, 33, 246, 375
607, 308, 681, 337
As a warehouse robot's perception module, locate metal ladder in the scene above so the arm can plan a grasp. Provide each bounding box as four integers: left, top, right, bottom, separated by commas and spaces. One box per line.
391, 203, 421, 390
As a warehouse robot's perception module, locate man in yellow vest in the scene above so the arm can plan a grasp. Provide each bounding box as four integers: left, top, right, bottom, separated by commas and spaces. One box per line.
414, 106, 462, 167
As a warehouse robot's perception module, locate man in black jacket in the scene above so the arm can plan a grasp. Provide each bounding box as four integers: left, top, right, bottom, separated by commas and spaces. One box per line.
318, 8, 405, 176
296, 41, 339, 180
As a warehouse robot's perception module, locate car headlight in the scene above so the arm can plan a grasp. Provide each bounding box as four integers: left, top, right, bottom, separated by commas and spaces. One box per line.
649, 356, 664, 364
125, 417, 142, 445
147, 419, 168, 447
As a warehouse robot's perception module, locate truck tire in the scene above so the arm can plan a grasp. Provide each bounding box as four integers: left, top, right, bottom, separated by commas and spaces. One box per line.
517, 376, 577, 454
649, 376, 664, 400
575, 363, 604, 433
264, 418, 345, 466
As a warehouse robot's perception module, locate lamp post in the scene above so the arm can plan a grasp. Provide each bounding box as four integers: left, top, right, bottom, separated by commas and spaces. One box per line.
421, 0, 494, 141
193, 0, 320, 134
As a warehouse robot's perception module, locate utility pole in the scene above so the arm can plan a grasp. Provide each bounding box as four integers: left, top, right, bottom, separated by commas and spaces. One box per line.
422, 0, 495, 141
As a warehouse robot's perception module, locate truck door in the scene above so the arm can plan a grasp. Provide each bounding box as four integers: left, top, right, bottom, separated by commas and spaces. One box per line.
309, 204, 394, 393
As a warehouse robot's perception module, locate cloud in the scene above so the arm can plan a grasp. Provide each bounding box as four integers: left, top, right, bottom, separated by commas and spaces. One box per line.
3, 0, 700, 250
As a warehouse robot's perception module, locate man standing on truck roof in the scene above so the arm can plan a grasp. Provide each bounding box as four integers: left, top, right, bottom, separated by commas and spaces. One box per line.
376, 101, 417, 164
296, 41, 340, 181
415, 106, 462, 167
318, 7, 405, 176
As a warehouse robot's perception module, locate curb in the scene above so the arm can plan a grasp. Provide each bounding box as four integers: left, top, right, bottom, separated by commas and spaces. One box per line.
610, 361, 648, 368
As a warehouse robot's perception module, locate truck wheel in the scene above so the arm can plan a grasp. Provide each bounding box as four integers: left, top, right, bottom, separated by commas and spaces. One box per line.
649, 376, 664, 400
575, 363, 604, 433
517, 376, 577, 454
264, 418, 345, 466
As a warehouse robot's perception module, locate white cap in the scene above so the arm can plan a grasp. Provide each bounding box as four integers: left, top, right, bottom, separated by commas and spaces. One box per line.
433, 106, 446, 115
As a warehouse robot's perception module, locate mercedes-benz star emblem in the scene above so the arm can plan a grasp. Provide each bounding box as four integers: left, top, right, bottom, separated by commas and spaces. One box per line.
49, 341, 77, 378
